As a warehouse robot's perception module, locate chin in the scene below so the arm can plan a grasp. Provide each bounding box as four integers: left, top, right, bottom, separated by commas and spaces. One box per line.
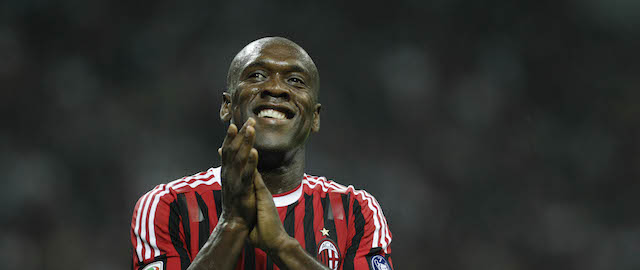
252, 126, 310, 153
254, 136, 293, 152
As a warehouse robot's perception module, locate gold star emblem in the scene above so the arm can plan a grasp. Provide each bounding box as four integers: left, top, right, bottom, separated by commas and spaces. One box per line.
320, 227, 330, 236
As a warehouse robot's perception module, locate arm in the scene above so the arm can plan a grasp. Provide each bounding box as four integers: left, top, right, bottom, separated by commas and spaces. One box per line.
131, 186, 191, 270
188, 119, 260, 270
187, 216, 250, 270
344, 192, 394, 270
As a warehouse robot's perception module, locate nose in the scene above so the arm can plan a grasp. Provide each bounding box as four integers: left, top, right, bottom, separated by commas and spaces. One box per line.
260, 77, 290, 101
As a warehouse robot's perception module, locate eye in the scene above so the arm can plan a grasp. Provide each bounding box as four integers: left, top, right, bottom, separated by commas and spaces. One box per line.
288, 77, 305, 86
248, 72, 266, 81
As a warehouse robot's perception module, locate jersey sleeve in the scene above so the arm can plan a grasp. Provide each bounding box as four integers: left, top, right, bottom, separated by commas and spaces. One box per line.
131, 185, 191, 270
343, 190, 393, 270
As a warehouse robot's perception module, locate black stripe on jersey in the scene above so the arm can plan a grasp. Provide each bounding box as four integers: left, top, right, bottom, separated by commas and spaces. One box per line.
284, 202, 296, 237
342, 194, 350, 229
176, 194, 192, 255
212, 190, 222, 218
243, 240, 255, 270
303, 193, 316, 255
321, 195, 338, 244
266, 256, 273, 270
194, 192, 211, 250
169, 201, 191, 270
343, 199, 365, 270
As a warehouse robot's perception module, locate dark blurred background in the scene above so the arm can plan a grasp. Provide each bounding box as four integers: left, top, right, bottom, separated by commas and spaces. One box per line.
1, 0, 639, 269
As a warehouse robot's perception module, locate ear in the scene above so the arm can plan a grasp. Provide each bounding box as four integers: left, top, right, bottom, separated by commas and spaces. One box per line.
311, 103, 321, 132
220, 92, 232, 122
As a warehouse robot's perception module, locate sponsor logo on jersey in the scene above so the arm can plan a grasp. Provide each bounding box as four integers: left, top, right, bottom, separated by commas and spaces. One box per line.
317, 238, 341, 270
142, 261, 163, 270
370, 255, 390, 270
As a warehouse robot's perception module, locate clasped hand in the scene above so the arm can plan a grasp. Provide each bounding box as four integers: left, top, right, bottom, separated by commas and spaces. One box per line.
218, 118, 291, 254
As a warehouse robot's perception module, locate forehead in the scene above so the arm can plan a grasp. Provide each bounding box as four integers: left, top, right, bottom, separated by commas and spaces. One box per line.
238, 42, 313, 73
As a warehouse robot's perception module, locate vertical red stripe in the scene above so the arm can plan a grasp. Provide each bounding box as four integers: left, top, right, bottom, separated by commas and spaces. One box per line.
199, 190, 218, 235
185, 192, 199, 256
130, 198, 142, 266
346, 195, 355, 248
354, 199, 375, 269
154, 196, 177, 260
277, 206, 287, 222
130, 229, 140, 266
313, 193, 325, 244
276, 204, 287, 270
329, 192, 347, 252
254, 249, 267, 269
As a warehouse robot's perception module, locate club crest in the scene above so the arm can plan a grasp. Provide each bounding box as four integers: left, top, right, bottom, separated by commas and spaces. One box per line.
142, 261, 163, 270
317, 238, 341, 270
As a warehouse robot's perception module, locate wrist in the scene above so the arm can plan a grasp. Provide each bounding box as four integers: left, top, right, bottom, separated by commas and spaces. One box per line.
218, 212, 252, 233
266, 235, 299, 257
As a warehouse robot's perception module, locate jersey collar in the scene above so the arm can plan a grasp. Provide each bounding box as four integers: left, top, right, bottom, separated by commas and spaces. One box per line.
214, 166, 303, 207
272, 182, 303, 207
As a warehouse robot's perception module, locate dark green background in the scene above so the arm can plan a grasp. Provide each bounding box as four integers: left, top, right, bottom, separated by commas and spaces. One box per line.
1, 0, 639, 269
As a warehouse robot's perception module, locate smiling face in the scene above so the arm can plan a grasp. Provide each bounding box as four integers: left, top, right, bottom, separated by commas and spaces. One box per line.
220, 37, 321, 152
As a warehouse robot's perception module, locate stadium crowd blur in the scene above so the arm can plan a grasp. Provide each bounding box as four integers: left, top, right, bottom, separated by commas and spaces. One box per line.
1, 0, 639, 269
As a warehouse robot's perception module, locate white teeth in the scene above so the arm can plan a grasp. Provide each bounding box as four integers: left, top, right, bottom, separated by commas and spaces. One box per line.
258, 109, 286, 120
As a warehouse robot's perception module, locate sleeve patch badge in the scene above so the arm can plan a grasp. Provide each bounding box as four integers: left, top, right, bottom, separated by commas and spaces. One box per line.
370, 255, 390, 270
142, 261, 163, 270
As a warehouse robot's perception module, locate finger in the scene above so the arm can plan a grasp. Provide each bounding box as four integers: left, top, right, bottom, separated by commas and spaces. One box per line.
220, 124, 238, 162
233, 125, 256, 170
240, 148, 259, 185
223, 118, 256, 163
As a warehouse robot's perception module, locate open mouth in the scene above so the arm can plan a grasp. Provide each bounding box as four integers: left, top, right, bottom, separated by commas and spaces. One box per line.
253, 104, 295, 120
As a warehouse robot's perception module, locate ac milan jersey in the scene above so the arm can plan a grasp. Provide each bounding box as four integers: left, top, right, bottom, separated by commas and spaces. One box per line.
130, 167, 393, 270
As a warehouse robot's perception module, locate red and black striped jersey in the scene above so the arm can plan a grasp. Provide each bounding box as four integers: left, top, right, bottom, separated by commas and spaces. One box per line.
130, 167, 393, 270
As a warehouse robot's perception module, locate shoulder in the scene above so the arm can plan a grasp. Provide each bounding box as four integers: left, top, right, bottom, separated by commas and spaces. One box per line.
302, 173, 388, 223
168, 166, 222, 194
302, 173, 382, 207
303, 172, 392, 252
133, 167, 221, 211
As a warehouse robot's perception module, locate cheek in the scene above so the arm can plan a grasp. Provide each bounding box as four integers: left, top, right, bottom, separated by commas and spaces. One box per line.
296, 94, 316, 114
232, 88, 258, 110
234, 90, 251, 104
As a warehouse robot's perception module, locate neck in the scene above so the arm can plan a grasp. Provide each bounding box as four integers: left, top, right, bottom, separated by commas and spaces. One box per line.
256, 146, 305, 194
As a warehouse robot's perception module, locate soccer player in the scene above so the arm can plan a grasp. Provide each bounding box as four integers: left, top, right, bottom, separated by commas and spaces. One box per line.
130, 37, 393, 270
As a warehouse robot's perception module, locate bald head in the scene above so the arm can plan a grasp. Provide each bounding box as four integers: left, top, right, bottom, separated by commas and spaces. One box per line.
226, 37, 320, 98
